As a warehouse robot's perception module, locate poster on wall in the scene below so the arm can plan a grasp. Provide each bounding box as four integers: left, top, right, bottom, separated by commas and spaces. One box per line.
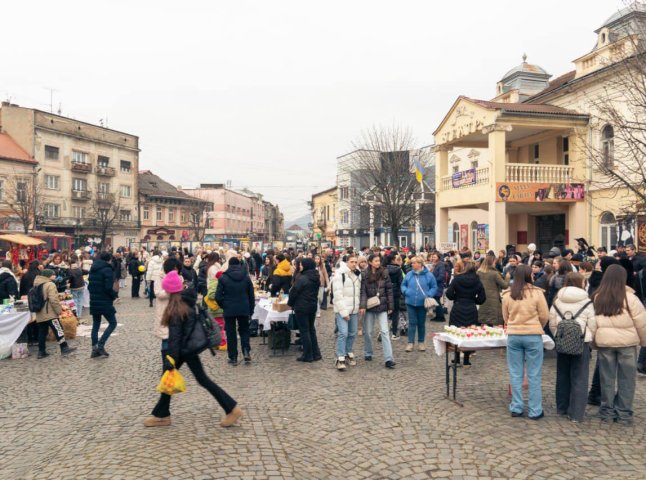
452, 169, 476, 188
637, 216, 646, 254
495, 183, 585, 202
476, 224, 489, 253
460, 224, 468, 249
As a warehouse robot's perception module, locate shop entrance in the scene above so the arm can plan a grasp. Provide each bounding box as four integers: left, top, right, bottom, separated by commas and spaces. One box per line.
535, 214, 566, 254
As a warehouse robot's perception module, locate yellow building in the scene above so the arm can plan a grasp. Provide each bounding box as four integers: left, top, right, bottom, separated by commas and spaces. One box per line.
310, 187, 337, 245
434, 4, 645, 254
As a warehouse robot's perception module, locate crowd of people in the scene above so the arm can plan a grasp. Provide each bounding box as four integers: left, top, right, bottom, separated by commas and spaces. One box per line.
2, 237, 646, 427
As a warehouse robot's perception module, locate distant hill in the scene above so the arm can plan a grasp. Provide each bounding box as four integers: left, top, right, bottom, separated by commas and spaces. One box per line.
285, 213, 311, 231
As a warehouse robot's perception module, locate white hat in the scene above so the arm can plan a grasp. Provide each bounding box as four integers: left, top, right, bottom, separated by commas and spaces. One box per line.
528, 243, 536, 252
244, 252, 251, 258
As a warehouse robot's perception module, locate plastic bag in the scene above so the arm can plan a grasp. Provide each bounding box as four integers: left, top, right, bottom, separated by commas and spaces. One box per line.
156, 356, 186, 395
11, 343, 29, 359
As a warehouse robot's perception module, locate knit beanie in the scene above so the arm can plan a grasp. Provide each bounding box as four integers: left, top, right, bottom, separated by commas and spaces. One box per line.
41, 269, 55, 277
161, 271, 184, 294
301, 258, 316, 271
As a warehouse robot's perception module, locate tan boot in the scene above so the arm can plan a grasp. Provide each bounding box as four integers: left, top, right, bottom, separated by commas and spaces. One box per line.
221, 406, 243, 427
418, 343, 426, 352
143, 416, 171, 427
405, 343, 414, 352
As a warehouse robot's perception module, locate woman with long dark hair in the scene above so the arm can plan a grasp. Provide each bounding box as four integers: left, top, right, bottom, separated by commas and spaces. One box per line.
144, 271, 242, 428
502, 264, 549, 419
591, 264, 646, 424
477, 255, 508, 326
359, 254, 395, 368
548, 260, 572, 307
288, 258, 322, 362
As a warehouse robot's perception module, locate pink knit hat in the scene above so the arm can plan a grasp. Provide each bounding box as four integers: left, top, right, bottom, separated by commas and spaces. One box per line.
161, 271, 184, 294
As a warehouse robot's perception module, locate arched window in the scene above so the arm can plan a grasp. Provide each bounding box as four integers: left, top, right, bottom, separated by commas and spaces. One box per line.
470, 221, 478, 251
452, 222, 460, 245
600, 211, 617, 249
601, 125, 614, 168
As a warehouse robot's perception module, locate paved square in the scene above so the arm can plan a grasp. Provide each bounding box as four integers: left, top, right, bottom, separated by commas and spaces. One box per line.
2, 295, 645, 479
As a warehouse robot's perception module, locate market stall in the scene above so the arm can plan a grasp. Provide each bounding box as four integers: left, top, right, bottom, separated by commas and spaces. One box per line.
252, 295, 293, 353
433, 326, 555, 406
0, 303, 32, 359
0, 233, 46, 268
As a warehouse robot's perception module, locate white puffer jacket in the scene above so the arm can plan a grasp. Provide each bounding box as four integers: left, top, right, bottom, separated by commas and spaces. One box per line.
145, 255, 163, 283
549, 286, 597, 343
332, 263, 361, 318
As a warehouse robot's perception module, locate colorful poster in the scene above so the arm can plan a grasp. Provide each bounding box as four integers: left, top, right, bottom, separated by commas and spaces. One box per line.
496, 183, 585, 202
476, 224, 489, 253
460, 224, 468, 249
452, 169, 476, 188
637, 216, 646, 254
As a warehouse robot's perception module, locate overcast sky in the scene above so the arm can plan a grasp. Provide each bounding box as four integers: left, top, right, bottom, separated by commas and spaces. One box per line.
3, 0, 627, 220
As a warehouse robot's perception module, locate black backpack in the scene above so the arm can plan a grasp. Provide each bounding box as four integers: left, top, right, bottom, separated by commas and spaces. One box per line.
28, 283, 48, 313
181, 304, 222, 357
553, 300, 592, 355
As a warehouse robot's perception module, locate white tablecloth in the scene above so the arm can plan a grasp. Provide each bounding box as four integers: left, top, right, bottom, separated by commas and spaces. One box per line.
432, 333, 555, 356
0, 312, 32, 356
252, 299, 292, 331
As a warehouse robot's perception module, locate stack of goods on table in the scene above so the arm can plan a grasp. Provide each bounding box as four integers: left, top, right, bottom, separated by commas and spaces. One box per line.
272, 294, 290, 312
443, 325, 505, 340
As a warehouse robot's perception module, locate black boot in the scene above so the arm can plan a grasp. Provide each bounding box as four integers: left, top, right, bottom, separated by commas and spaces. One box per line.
60, 343, 77, 356
243, 349, 251, 362
98, 346, 110, 357
91, 346, 103, 358
37, 351, 49, 359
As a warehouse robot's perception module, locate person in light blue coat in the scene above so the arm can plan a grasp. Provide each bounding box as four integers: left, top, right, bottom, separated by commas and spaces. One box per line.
401, 256, 438, 351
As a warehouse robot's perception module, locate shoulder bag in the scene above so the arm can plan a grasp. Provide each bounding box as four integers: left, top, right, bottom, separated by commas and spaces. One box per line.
414, 274, 438, 311
366, 280, 381, 310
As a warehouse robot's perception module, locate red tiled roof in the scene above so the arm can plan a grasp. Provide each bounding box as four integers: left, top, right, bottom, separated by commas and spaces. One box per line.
463, 96, 586, 117
527, 70, 576, 101
0, 133, 36, 164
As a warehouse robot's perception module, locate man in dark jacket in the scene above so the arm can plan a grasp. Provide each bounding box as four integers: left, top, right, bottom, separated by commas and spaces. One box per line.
88, 252, 119, 358
128, 252, 143, 298
0, 260, 19, 303
215, 257, 255, 365
288, 258, 321, 363
180, 256, 198, 287
386, 253, 403, 338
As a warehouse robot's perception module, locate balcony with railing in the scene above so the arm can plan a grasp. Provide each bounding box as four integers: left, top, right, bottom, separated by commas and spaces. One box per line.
441, 167, 490, 191
71, 189, 91, 201
71, 161, 92, 173
96, 192, 115, 203
505, 163, 573, 183
96, 165, 116, 177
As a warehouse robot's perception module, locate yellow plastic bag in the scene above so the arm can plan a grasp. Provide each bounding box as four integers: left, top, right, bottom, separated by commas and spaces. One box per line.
156, 356, 186, 395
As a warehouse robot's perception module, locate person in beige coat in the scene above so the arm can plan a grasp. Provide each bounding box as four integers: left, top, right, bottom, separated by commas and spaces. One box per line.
591, 264, 646, 424
34, 270, 76, 359
502, 264, 549, 419
549, 273, 596, 422
154, 258, 182, 370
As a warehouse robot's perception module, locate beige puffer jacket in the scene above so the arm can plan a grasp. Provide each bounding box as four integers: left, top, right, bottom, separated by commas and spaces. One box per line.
593, 288, 646, 348
153, 272, 169, 340
549, 286, 597, 343
502, 285, 549, 335
33, 276, 62, 323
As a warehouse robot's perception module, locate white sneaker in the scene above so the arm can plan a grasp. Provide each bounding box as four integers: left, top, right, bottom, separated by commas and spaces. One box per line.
391, 334, 400, 340
316, 312, 321, 318
346, 353, 357, 366
336, 357, 347, 371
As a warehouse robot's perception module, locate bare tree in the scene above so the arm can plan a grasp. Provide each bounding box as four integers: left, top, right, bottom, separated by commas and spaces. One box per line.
348, 125, 432, 247
3, 172, 40, 234
89, 192, 122, 250
188, 199, 211, 242
582, 12, 646, 214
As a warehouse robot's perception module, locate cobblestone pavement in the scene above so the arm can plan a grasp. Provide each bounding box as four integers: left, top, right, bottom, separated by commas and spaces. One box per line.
2, 294, 646, 480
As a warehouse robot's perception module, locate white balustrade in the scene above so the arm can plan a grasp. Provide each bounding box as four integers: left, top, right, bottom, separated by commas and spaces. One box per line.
441, 167, 489, 191
505, 163, 573, 183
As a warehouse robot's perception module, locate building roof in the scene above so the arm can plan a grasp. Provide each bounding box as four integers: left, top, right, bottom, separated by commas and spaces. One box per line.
311, 186, 337, 198
463, 96, 587, 117
597, 2, 646, 31
0, 133, 36, 164
286, 224, 304, 231
530, 70, 577, 98
500, 55, 549, 80
138, 170, 199, 201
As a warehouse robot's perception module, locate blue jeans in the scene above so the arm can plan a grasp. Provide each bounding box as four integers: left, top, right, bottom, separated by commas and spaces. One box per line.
71, 288, 84, 318
406, 305, 426, 343
363, 311, 394, 362
507, 335, 544, 417
91, 311, 117, 348
335, 313, 358, 358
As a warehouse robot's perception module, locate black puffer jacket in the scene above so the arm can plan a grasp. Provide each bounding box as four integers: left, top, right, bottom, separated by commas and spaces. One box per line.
0, 271, 18, 302
387, 264, 403, 301
288, 268, 321, 314
445, 271, 486, 327
88, 259, 117, 316
360, 267, 394, 313
214, 264, 255, 317
180, 265, 198, 287
167, 287, 200, 361
69, 266, 85, 290
197, 261, 208, 296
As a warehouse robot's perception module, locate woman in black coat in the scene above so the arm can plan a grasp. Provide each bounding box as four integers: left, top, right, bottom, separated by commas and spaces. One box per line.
386, 253, 403, 338
144, 272, 242, 429
288, 258, 321, 363
214, 257, 255, 365
445, 260, 486, 366
88, 252, 118, 358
